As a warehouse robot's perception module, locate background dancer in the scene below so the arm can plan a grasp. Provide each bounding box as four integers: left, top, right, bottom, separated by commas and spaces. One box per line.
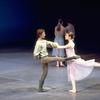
52, 19, 66, 67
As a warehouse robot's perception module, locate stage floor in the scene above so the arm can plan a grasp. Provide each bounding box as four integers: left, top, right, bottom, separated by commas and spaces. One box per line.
0, 46, 100, 100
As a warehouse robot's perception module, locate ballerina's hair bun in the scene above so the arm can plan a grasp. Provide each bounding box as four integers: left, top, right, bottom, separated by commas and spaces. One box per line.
68, 32, 75, 39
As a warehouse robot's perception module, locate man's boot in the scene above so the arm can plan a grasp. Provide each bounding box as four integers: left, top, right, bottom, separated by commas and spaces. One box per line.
65, 55, 80, 60
38, 80, 47, 92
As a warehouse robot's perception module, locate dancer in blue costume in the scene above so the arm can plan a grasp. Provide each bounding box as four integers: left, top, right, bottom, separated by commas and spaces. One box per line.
52, 19, 66, 67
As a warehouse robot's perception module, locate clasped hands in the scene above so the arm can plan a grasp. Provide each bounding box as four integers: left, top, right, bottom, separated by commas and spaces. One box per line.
55, 42, 61, 49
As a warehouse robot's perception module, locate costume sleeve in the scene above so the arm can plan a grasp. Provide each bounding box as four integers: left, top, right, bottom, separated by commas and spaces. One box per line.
67, 42, 74, 48
33, 42, 42, 59
46, 40, 58, 48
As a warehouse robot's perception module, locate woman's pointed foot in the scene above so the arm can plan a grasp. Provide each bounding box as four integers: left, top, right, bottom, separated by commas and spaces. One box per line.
69, 89, 76, 93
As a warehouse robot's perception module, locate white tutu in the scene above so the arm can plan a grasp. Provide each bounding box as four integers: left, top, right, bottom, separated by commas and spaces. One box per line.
67, 58, 94, 81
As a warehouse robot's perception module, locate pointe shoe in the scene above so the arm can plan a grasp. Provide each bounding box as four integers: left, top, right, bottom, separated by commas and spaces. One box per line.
60, 64, 65, 67
56, 64, 59, 67
69, 89, 76, 93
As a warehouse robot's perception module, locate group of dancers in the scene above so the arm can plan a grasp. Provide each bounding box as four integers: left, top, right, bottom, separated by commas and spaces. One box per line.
33, 21, 100, 93
52, 19, 75, 67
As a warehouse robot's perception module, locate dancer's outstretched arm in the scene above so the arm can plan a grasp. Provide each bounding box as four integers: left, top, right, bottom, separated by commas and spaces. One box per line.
56, 43, 80, 60
57, 43, 71, 49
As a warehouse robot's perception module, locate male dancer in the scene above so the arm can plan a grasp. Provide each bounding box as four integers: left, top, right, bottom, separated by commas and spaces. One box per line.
33, 29, 80, 92
65, 21, 75, 38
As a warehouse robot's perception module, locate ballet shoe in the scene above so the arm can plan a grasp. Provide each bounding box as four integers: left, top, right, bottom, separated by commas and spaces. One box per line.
56, 65, 59, 67
69, 89, 76, 93
60, 64, 65, 67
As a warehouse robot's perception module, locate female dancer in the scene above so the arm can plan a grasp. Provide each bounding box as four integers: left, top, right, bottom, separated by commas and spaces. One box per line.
57, 31, 100, 93
52, 19, 66, 67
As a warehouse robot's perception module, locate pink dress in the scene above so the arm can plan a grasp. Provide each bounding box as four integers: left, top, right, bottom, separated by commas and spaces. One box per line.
66, 41, 94, 81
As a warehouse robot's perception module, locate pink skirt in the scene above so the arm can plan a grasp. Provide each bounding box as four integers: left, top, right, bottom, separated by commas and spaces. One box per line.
67, 58, 95, 81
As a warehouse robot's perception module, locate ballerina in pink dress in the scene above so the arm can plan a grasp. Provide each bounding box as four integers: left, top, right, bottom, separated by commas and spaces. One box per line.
57, 31, 100, 93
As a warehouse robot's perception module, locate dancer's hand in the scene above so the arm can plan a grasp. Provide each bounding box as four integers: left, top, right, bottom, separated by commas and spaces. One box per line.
55, 43, 60, 48
54, 42, 58, 48
56, 44, 61, 49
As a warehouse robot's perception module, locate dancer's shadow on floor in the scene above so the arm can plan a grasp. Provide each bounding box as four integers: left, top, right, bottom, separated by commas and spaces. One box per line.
78, 83, 100, 93
9, 86, 54, 93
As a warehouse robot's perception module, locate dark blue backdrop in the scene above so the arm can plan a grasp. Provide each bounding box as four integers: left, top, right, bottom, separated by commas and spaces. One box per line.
0, 0, 100, 51
0, 1, 39, 43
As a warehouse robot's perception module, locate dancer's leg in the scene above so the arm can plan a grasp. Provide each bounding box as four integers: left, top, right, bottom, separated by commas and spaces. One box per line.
40, 55, 80, 64
69, 75, 76, 93
56, 60, 59, 67
38, 63, 48, 92
69, 66, 76, 93
56, 49, 59, 67
60, 49, 65, 67
60, 60, 65, 67
40, 63, 48, 81
40, 57, 65, 63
